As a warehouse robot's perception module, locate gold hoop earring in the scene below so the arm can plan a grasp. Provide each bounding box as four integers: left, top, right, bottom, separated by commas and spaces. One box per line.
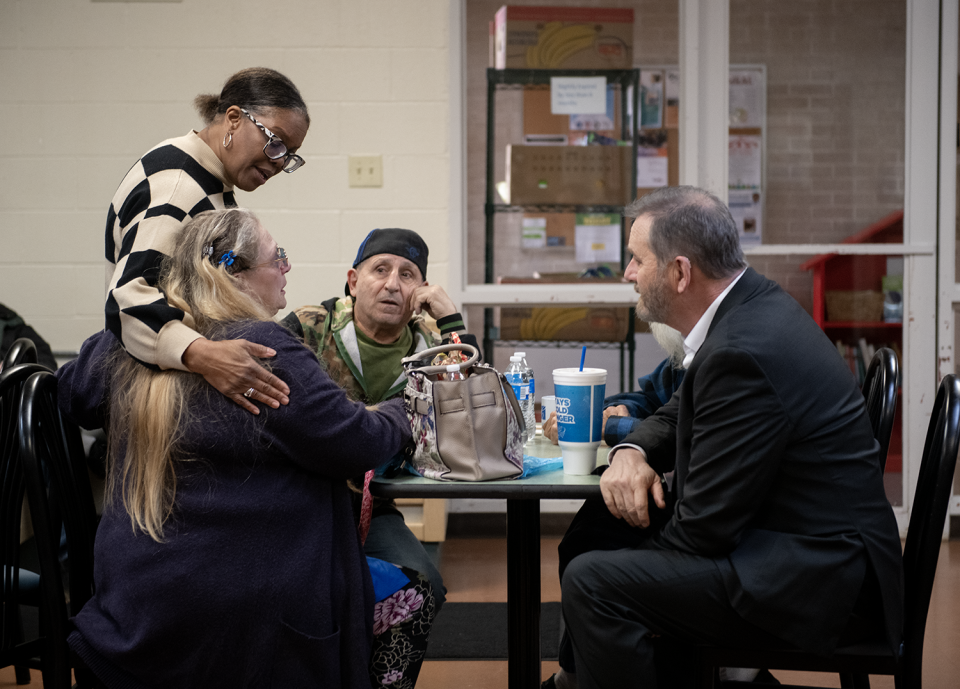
222, 131, 233, 148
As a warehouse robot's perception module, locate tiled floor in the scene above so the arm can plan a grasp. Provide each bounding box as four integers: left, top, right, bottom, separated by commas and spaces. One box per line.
4, 538, 960, 688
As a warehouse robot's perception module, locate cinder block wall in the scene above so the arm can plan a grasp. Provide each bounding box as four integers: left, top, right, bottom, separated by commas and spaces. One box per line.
0, 0, 452, 353
731, 0, 906, 312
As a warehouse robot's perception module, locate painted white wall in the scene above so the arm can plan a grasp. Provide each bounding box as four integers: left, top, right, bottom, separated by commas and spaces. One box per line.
0, 0, 452, 353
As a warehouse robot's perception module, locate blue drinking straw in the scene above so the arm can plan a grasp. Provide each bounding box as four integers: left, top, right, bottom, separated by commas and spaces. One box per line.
579, 345, 587, 372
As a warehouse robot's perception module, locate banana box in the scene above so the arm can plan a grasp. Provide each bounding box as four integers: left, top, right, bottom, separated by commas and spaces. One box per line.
500, 305, 630, 342
498, 273, 630, 342
494, 6, 634, 70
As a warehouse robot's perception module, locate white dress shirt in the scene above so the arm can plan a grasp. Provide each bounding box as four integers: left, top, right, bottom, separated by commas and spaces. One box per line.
681, 269, 747, 368
610, 268, 746, 463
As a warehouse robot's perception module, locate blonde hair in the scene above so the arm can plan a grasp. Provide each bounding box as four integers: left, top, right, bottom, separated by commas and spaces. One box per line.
107, 207, 270, 541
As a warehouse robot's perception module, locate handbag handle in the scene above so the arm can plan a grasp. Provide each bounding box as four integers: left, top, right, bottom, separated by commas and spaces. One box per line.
401, 342, 481, 376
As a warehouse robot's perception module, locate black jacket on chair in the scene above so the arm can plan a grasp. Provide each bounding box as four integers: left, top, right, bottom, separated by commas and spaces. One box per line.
621, 267, 903, 657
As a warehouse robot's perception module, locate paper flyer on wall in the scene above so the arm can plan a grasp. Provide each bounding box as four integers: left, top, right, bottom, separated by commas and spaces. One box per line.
638, 130, 669, 188
729, 69, 763, 127
551, 76, 607, 115
575, 214, 621, 263
639, 70, 663, 128
521, 217, 547, 249
664, 69, 679, 128
729, 191, 762, 246
729, 135, 762, 189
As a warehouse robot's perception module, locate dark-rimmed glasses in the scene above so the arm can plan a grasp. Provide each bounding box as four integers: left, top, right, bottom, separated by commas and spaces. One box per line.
252, 247, 290, 270
240, 108, 305, 173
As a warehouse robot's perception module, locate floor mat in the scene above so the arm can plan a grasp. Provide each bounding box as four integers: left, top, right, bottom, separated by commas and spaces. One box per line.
425, 601, 561, 660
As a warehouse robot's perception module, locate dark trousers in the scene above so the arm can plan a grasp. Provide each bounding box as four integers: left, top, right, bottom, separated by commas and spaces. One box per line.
556, 498, 884, 689
556, 492, 675, 674
562, 544, 793, 689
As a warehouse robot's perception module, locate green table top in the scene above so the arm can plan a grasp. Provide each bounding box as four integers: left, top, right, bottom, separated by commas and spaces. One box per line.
370, 434, 609, 500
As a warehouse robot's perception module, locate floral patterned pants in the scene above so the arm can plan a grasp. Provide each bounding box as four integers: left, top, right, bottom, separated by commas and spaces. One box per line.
369, 566, 436, 688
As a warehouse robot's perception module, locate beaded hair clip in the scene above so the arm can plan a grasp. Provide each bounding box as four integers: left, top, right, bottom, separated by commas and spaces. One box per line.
218, 250, 237, 267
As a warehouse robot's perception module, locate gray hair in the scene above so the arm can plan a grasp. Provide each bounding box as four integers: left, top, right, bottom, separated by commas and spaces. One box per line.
624, 186, 746, 280
162, 207, 271, 332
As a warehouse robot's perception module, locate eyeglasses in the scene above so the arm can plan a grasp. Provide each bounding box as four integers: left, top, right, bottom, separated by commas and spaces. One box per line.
240, 108, 306, 173
252, 247, 290, 270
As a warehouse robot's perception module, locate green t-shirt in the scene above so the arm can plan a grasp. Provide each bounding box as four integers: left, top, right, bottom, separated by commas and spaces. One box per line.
355, 325, 414, 403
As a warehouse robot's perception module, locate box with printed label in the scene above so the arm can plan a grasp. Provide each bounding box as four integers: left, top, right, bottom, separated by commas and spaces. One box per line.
494, 5, 634, 70
506, 144, 632, 206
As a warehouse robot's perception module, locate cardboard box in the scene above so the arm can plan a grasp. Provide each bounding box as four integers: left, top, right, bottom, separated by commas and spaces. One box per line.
506, 145, 632, 206
500, 306, 630, 342
494, 5, 634, 70
498, 273, 630, 342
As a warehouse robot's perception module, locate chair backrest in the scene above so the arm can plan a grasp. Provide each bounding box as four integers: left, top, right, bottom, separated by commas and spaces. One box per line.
861, 347, 899, 472
18, 371, 99, 686
2, 338, 39, 370
1, 364, 54, 656
900, 374, 960, 686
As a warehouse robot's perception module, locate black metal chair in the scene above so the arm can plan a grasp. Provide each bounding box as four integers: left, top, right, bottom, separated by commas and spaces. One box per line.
862, 348, 900, 472
698, 373, 960, 689
1, 363, 52, 685
2, 338, 39, 371
19, 371, 100, 688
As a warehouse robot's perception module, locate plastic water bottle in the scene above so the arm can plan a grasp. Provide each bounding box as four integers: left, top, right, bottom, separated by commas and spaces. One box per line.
445, 363, 466, 381
515, 351, 536, 442
505, 355, 531, 440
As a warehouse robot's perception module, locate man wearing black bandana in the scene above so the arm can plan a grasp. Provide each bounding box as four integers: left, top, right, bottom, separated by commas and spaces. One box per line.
281, 228, 479, 612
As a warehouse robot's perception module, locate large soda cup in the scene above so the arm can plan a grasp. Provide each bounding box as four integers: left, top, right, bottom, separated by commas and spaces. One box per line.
552, 368, 607, 474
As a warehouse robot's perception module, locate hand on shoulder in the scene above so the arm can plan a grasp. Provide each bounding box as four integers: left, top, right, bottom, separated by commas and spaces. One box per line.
182, 336, 291, 415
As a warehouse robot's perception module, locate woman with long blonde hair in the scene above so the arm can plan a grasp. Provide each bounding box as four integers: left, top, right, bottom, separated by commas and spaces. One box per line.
58, 208, 411, 689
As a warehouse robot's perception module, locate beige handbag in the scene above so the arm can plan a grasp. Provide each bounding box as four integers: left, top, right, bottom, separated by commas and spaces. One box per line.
401, 343, 525, 481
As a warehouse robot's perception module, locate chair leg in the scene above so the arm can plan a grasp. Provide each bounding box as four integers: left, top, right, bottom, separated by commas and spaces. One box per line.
840, 672, 872, 689
696, 653, 718, 689
14, 605, 32, 685
14, 664, 31, 685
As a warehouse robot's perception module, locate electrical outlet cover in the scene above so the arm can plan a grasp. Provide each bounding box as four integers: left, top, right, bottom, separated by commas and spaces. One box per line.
348, 155, 383, 188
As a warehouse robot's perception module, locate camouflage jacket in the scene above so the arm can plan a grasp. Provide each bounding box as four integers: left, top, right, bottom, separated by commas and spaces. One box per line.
281, 296, 477, 513
280, 295, 447, 404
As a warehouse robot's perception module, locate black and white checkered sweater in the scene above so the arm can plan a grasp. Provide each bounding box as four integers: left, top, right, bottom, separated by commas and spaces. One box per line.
104, 131, 236, 370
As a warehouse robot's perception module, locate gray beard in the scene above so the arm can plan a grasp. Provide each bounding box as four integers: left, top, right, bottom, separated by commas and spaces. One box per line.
649, 322, 687, 369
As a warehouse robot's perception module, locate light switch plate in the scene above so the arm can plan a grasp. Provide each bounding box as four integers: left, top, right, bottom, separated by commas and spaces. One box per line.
348, 155, 383, 188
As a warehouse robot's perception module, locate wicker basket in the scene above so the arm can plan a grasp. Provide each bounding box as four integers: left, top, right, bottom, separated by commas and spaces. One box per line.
825, 290, 884, 322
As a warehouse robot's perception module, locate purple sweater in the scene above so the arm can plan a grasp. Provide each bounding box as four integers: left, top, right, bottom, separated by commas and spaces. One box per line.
57, 322, 411, 689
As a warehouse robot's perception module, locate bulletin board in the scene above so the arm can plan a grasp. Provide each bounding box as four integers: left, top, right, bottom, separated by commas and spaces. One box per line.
638, 64, 767, 247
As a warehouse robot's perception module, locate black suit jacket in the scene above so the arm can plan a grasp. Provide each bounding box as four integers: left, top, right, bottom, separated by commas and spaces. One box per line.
622, 268, 903, 656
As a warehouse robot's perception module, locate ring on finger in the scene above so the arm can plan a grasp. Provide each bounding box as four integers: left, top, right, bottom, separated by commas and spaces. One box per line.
243, 387, 255, 398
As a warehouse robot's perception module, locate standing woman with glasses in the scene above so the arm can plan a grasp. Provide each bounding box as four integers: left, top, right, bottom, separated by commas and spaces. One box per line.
104, 67, 308, 414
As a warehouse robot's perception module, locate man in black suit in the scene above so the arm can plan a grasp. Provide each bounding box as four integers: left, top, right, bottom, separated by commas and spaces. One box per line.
560, 186, 903, 689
